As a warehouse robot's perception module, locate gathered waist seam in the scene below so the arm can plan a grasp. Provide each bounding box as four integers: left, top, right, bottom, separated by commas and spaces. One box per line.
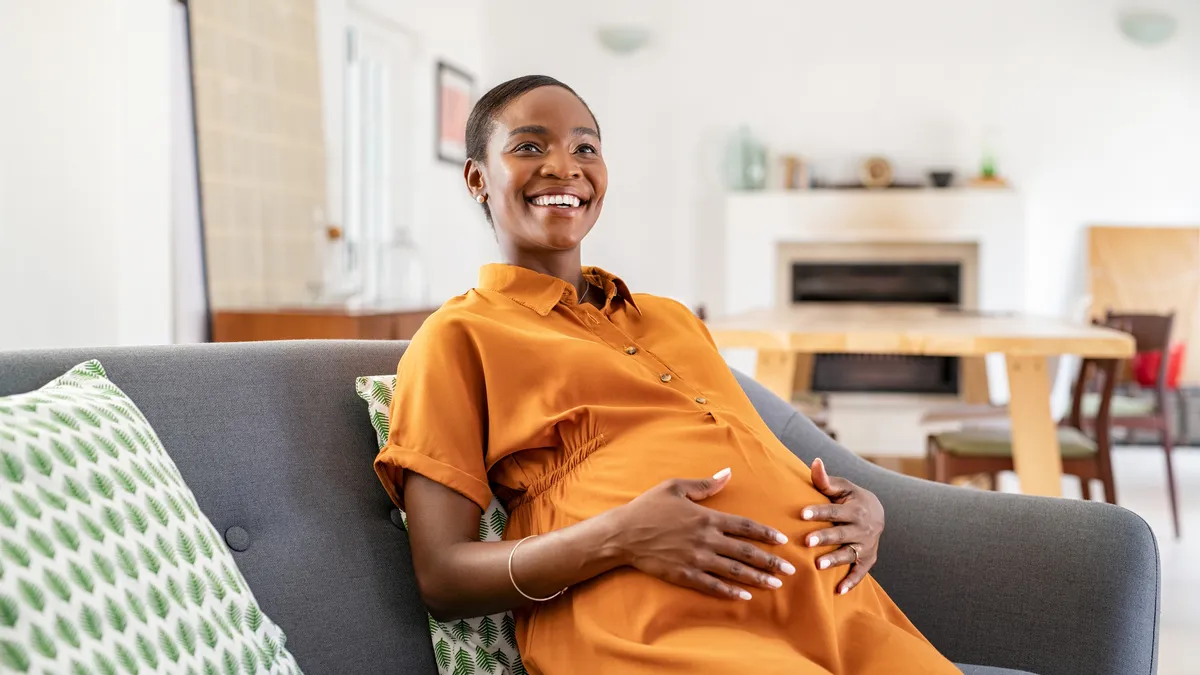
508, 433, 607, 510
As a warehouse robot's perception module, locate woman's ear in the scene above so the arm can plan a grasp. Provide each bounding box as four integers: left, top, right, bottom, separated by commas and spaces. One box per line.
464, 158, 486, 201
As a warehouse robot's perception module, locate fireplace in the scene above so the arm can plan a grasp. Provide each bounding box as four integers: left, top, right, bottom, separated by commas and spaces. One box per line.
792, 261, 962, 395
792, 262, 961, 305
725, 193, 1022, 452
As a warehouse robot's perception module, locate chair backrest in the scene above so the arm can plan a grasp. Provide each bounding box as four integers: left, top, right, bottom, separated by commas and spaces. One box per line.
1103, 310, 1174, 390
1067, 323, 1121, 437
1104, 311, 1174, 353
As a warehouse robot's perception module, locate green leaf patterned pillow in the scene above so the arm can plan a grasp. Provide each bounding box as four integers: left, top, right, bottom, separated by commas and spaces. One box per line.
355, 375, 525, 675
0, 360, 302, 674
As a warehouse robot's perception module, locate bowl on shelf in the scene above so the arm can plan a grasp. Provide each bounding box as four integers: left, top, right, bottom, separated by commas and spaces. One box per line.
928, 170, 955, 188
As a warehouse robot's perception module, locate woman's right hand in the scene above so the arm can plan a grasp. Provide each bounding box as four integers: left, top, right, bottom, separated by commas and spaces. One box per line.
612, 468, 796, 600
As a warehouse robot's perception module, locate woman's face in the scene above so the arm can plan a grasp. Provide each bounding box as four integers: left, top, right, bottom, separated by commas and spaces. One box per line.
467, 86, 606, 252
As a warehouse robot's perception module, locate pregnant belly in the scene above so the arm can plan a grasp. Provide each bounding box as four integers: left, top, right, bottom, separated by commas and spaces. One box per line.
513, 410, 832, 535
511, 412, 862, 669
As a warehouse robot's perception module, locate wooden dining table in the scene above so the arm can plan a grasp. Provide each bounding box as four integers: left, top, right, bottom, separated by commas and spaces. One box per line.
705, 305, 1136, 497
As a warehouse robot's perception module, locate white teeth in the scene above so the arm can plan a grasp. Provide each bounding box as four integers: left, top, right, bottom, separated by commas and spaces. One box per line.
532, 194, 582, 207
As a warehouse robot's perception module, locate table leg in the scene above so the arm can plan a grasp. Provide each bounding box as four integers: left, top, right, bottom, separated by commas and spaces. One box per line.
1006, 355, 1063, 497
755, 350, 799, 401
961, 356, 991, 405
792, 354, 815, 395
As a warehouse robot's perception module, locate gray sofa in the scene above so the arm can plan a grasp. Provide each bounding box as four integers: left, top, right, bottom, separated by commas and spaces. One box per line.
0, 341, 1159, 675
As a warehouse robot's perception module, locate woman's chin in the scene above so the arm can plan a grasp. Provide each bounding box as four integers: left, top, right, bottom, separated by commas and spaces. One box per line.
531, 219, 593, 250
538, 233, 586, 251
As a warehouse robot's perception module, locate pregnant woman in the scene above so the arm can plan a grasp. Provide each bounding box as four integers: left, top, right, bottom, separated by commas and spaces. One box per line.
374, 75, 958, 674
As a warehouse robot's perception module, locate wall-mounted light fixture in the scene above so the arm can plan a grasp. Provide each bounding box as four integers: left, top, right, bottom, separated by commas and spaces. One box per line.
596, 25, 651, 55
1118, 9, 1178, 47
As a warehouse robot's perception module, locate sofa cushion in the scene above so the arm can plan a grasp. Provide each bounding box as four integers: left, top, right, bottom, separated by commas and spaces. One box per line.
356, 374, 524, 675
0, 360, 301, 674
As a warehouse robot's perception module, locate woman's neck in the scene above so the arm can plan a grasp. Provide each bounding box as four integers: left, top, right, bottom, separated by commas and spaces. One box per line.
502, 247, 585, 295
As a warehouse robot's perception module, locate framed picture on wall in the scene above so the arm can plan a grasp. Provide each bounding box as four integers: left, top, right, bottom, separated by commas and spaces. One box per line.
436, 61, 474, 164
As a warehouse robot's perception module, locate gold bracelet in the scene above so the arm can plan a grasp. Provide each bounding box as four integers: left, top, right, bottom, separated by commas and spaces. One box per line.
508, 535, 567, 602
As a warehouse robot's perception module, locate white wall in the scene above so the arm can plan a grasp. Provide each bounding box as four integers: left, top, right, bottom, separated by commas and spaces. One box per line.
316, 0, 497, 304
482, 0, 1200, 316
0, 0, 172, 350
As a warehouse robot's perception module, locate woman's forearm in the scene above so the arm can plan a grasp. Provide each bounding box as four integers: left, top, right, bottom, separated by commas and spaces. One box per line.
407, 471, 795, 619
420, 505, 631, 621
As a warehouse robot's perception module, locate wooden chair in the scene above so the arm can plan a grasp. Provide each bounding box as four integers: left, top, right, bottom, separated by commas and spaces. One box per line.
1087, 311, 1182, 537
927, 356, 1119, 502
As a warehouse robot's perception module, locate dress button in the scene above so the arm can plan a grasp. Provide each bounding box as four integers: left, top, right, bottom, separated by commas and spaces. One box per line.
660, 373, 672, 383
695, 397, 707, 404
625, 346, 638, 355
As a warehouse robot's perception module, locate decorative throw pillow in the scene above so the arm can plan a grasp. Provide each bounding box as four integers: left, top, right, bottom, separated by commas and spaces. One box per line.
0, 361, 301, 674
356, 375, 524, 675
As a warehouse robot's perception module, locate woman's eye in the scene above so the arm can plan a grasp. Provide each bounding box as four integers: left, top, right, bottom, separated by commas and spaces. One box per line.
576, 144, 597, 154
515, 142, 540, 152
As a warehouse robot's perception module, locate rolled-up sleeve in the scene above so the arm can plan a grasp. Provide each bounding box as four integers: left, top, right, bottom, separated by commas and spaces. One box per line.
373, 316, 493, 513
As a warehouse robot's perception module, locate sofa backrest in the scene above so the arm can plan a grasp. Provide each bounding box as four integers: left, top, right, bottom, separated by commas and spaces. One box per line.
0, 341, 437, 674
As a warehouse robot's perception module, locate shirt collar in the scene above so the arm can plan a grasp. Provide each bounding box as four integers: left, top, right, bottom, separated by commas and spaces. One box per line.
477, 264, 640, 316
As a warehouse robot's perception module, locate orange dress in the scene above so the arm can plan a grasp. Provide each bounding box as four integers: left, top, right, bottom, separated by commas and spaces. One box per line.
375, 264, 958, 675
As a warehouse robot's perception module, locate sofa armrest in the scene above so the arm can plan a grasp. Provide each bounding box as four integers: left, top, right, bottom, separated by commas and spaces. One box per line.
735, 371, 1160, 675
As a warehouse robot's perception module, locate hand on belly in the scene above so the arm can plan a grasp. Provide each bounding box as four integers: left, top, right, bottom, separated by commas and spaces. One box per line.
607, 467, 797, 601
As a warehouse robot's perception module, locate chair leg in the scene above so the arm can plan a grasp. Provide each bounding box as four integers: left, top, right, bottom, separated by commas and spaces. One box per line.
1098, 455, 1118, 505
981, 472, 996, 492
928, 439, 950, 484
1080, 478, 1092, 502
1162, 423, 1182, 538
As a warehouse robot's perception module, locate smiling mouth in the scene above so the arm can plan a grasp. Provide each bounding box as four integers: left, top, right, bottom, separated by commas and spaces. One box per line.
527, 194, 587, 209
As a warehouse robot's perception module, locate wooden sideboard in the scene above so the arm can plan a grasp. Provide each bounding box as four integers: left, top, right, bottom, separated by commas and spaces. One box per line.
211, 307, 436, 342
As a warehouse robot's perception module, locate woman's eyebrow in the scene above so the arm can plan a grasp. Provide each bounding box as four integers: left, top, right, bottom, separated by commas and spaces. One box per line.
506, 125, 599, 139
507, 125, 548, 137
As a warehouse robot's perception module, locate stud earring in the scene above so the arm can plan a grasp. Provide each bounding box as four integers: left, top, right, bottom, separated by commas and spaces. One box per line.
476, 194, 487, 204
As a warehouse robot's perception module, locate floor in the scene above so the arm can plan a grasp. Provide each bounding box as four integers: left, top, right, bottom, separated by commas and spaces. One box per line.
996, 446, 1199, 673
1111, 446, 1199, 674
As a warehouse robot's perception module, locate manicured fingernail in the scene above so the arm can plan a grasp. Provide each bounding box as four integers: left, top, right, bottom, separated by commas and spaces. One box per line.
839, 585, 849, 595
819, 559, 830, 570
775, 532, 789, 544
780, 561, 796, 575
808, 535, 819, 547
802, 509, 814, 520
767, 577, 782, 588
713, 468, 731, 480
739, 590, 753, 600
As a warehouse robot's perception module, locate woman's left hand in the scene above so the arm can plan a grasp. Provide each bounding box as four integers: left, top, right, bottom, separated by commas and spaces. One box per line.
802, 458, 884, 595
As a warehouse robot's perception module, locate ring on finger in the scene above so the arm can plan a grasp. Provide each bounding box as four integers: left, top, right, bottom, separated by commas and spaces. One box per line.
846, 543, 862, 564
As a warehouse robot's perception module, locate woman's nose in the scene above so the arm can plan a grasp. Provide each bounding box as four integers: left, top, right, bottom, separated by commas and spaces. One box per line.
540, 148, 581, 179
